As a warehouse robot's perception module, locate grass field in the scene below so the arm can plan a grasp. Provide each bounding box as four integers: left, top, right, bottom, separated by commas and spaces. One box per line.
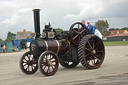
103, 41, 128, 46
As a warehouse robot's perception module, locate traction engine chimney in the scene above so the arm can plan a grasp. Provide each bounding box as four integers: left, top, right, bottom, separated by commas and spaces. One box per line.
32, 9, 41, 39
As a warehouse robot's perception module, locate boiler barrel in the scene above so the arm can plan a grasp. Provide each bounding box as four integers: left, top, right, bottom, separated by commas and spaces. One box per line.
44, 40, 70, 54
30, 39, 70, 55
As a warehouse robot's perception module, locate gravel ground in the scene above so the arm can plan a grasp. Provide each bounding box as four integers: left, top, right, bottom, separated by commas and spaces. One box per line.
0, 46, 128, 85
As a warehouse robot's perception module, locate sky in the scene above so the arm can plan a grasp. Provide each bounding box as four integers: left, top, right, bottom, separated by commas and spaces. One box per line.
0, 0, 128, 40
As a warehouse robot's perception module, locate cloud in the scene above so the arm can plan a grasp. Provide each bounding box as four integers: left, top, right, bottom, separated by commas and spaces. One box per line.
0, 15, 20, 26
63, 0, 103, 20
63, 0, 128, 20
0, 0, 128, 40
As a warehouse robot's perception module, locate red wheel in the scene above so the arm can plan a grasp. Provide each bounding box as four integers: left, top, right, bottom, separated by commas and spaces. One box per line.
20, 51, 38, 74
69, 22, 87, 46
38, 51, 59, 76
78, 35, 105, 69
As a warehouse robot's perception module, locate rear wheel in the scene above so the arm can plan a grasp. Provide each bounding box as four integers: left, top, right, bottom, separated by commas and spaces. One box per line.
78, 35, 105, 69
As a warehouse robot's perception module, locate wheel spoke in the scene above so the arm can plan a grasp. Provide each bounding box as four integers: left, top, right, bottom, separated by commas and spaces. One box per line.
73, 35, 78, 40
46, 55, 48, 60
81, 34, 83, 38
85, 52, 91, 57
47, 66, 50, 73
96, 50, 103, 53
32, 64, 36, 68
43, 65, 47, 70
94, 55, 101, 62
51, 60, 56, 63
80, 29, 85, 34
78, 36, 80, 43
94, 59, 95, 65
78, 24, 80, 32
42, 61, 46, 66
91, 38, 95, 49
23, 63, 27, 67
91, 60, 94, 66
51, 65, 54, 70
73, 28, 78, 34
87, 59, 90, 63
87, 41, 93, 49
31, 65, 33, 71
94, 41, 100, 48
85, 48, 91, 51
92, 42, 95, 49
28, 55, 31, 60
23, 58, 27, 62
50, 55, 53, 60
26, 65, 29, 71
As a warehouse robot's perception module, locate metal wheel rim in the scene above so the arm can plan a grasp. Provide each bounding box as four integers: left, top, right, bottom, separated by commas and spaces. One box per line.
20, 51, 38, 74
39, 51, 59, 76
84, 36, 105, 68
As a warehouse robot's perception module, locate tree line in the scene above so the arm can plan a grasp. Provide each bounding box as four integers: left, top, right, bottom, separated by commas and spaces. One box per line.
0, 32, 16, 42
0, 20, 127, 41
109, 27, 128, 31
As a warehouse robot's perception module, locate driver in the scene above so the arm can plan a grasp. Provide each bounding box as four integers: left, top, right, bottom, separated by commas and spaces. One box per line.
80, 20, 86, 31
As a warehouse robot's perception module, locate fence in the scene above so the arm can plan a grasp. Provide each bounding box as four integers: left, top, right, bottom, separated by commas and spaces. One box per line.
103, 36, 128, 41
0, 42, 13, 53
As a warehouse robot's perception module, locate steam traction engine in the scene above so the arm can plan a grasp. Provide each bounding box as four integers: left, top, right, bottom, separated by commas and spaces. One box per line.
20, 9, 105, 76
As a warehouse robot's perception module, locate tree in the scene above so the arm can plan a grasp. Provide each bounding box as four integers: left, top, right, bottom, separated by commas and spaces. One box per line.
94, 20, 109, 32
55, 28, 63, 32
122, 27, 128, 30
0, 38, 2, 41
109, 28, 120, 31
101, 31, 111, 36
55, 28, 63, 35
5, 32, 16, 42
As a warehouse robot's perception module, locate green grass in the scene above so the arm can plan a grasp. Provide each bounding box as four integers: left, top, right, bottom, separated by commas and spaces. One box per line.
103, 41, 128, 46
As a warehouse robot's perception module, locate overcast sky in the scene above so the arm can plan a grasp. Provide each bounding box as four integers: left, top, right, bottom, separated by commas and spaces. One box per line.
0, 0, 128, 39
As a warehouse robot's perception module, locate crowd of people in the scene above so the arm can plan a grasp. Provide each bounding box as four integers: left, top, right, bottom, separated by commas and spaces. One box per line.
0, 44, 8, 53
81, 20, 102, 39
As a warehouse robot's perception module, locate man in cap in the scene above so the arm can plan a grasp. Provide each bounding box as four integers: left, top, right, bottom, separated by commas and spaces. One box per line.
87, 21, 95, 34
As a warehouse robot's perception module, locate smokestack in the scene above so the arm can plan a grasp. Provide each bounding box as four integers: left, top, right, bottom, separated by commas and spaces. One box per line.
32, 9, 41, 39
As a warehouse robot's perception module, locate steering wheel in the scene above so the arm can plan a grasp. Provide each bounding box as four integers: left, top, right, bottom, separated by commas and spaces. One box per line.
69, 22, 87, 46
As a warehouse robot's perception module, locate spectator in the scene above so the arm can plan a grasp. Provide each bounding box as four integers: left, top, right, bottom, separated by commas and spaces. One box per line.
94, 26, 102, 39
0, 44, 2, 53
5, 45, 8, 52
87, 21, 95, 34
18, 45, 21, 51
3, 45, 5, 53
0, 44, 3, 53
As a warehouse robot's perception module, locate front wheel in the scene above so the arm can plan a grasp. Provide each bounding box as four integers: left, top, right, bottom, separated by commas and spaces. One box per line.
38, 51, 59, 76
19, 51, 38, 74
